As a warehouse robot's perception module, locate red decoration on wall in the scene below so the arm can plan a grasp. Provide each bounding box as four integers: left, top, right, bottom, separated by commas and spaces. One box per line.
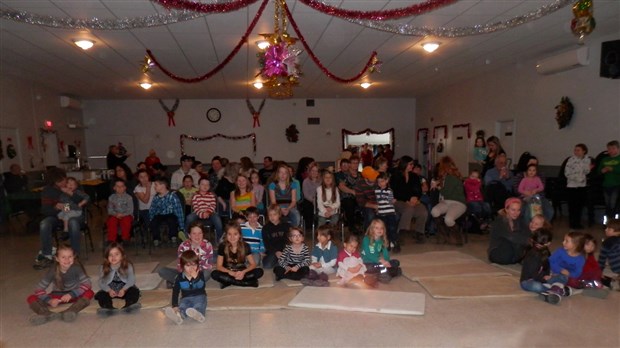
246, 99, 266, 128
152, 0, 259, 13
284, 3, 379, 83
417, 128, 429, 141
298, 0, 459, 21
27, 136, 34, 150
146, 0, 269, 83
433, 125, 447, 139
180, 133, 256, 156
452, 123, 471, 138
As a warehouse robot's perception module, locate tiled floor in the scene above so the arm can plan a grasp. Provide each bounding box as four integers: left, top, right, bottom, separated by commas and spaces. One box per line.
1, 212, 618, 347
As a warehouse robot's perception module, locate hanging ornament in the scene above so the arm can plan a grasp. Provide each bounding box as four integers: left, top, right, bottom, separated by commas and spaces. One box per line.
246, 99, 266, 128
285, 124, 299, 143
570, 0, 596, 43
7, 144, 17, 159
555, 96, 574, 129
159, 99, 180, 127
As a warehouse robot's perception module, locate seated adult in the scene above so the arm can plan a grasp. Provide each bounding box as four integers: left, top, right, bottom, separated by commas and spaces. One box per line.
430, 156, 467, 245
4, 164, 28, 194
488, 198, 530, 265
112, 163, 137, 195
149, 176, 185, 246
390, 156, 428, 242
170, 155, 200, 191
106, 144, 129, 170
185, 178, 223, 242
258, 156, 275, 185
34, 168, 83, 269
484, 154, 514, 213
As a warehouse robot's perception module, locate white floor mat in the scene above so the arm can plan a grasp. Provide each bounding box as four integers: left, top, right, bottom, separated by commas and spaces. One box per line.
288, 286, 425, 316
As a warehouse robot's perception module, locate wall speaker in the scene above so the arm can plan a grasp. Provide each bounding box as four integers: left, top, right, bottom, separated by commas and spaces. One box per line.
600, 40, 620, 79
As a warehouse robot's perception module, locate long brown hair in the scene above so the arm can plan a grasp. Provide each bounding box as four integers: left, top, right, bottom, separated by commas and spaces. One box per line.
102, 242, 131, 278
437, 156, 462, 180
223, 222, 246, 263
320, 170, 337, 204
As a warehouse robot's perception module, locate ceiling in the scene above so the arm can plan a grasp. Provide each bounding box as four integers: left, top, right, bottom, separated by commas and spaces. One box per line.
1, 0, 618, 100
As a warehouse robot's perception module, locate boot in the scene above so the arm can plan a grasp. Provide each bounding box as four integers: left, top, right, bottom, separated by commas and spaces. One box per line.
434, 218, 448, 244
29, 300, 60, 325
447, 224, 464, 246
217, 273, 258, 288
61, 297, 90, 322
388, 266, 402, 278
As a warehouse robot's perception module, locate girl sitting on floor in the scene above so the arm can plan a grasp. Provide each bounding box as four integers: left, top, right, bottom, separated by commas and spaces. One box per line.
274, 227, 310, 281
211, 222, 264, 288
545, 231, 586, 298
95, 242, 141, 316
567, 233, 608, 298
519, 229, 560, 304
361, 219, 401, 283
26, 244, 93, 325
336, 235, 370, 287
303, 225, 338, 287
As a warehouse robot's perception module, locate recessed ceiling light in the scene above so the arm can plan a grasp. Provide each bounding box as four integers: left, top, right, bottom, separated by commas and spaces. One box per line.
139, 82, 152, 90
422, 42, 441, 53
73, 39, 94, 50
360, 82, 372, 89
255, 40, 270, 50
253, 82, 264, 89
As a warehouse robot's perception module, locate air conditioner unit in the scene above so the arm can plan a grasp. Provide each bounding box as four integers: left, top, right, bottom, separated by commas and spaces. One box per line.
536, 46, 589, 75
60, 95, 81, 109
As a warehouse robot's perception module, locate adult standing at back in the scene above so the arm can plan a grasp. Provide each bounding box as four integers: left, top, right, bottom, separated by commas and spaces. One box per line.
481, 136, 505, 178
599, 140, 620, 221
171, 155, 200, 191
390, 156, 428, 242
564, 143, 592, 229
106, 145, 130, 170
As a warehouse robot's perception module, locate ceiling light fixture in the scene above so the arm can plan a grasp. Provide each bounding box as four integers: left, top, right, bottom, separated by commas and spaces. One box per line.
255, 40, 271, 50
73, 39, 94, 50
253, 82, 264, 89
139, 82, 152, 90
422, 42, 441, 53
360, 82, 372, 89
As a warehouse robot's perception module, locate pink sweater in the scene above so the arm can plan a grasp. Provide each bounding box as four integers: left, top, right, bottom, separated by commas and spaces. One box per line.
463, 178, 483, 202
518, 176, 544, 197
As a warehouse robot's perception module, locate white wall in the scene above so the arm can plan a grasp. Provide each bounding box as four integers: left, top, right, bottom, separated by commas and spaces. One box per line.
0, 75, 86, 173
82, 98, 416, 168
416, 34, 620, 167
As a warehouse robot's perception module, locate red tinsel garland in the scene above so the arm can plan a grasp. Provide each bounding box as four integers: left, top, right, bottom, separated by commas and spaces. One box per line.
433, 125, 447, 139
180, 133, 256, 155
298, 0, 459, 21
152, 0, 259, 13
146, 0, 269, 83
284, 3, 377, 83
342, 128, 394, 151
452, 123, 471, 138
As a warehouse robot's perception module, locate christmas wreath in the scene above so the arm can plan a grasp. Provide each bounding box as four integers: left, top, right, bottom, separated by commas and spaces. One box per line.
285, 124, 299, 143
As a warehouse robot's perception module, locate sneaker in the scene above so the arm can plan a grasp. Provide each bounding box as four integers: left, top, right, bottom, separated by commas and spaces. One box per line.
564, 286, 582, 297
185, 308, 205, 323
33, 257, 53, 270
538, 292, 561, 305
122, 303, 142, 314
177, 231, 187, 242
153, 240, 160, 247
164, 307, 183, 325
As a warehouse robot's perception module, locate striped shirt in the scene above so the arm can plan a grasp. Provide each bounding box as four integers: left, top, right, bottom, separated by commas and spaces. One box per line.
34, 264, 92, 302
599, 236, 620, 273
191, 191, 217, 219
241, 222, 265, 254
375, 188, 396, 215
278, 244, 311, 268
233, 191, 254, 211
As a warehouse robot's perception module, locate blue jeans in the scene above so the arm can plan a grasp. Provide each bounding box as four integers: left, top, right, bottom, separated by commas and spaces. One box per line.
185, 213, 223, 244
283, 207, 300, 227
520, 279, 547, 293
363, 208, 376, 231
262, 253, 278, 269
178, 294, 206, 318
547, 274, 568, 285
603, 186, 620, 219
40, 216, 82, 256
378, 214, 398, 244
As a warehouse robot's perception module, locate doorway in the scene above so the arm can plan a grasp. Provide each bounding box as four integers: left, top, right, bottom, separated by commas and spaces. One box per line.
495, 120, 516, 168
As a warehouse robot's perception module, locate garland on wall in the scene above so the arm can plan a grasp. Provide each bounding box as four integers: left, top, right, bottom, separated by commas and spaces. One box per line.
341, 128, 395, 151
433, 125, 447, 139
452, 123, 471, 138
180, 133, 256, 156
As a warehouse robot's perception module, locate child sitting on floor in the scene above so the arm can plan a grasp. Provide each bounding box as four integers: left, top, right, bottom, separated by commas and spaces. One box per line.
164, 250, 207, 325
303, 224, 338, 287
599, 218, 620, 290
26, 244, 93, 325
274, 227, 310, 281
95, 242, 141, 316
336, 235, 370, 287
519, 229, 560, 304
544, 231, 586, 299
241, 207, 265, 267
361, 219, 401, 283
567, 233, 609, 298
262, 204, 290, 269
211, 222, 264, 288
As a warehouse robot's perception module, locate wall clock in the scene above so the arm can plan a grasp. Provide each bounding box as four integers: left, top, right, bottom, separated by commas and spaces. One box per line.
206, 108, 221, 123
